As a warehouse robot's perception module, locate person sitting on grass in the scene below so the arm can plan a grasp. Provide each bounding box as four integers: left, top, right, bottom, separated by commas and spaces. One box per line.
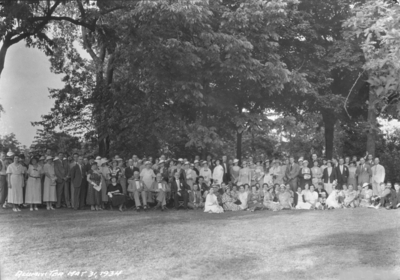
204, 187, 224, 213
326, 184, 342, 209
338, 184, 348, 205
263, 185, 281, 211
188, 183, 203, 210
198, 176, 209, 197
359, 183, 373, 207
308, 185, 320, 210
247, 185, 264, 212
107, 176, 125, 212
387, 182, 400, 210
296, 184, 312, 210
231, 185, 239, 201
237, 185, 249, 210
371, 183, 392, 209
343, 184, 358, 208
278, 184, 293, 210
315, 183, 328, 210
222, 187, 241, 211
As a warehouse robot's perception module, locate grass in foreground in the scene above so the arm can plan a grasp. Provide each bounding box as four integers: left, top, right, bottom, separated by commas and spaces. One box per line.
1, 207, 400, 280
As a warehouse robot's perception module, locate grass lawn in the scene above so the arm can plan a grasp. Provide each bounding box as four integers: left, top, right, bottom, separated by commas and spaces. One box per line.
1, 207, 400, 280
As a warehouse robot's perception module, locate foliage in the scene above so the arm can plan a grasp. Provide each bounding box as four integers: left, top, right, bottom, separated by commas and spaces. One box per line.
0, 133, 22, 153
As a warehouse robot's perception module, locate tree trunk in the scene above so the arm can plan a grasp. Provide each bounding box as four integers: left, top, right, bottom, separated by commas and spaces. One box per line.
0, 40, 10, 78
236, 130, 242, 163
321, 109, 336, 160
367, 89, 377, 156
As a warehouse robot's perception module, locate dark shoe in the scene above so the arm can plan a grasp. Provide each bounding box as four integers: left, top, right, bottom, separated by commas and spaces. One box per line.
136, 207, 141, 212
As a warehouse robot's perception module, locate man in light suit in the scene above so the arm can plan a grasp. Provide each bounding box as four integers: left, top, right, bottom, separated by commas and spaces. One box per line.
128, 171, 148, 211
284, 156, 300, 192
54, 152, 71, 208
150, 173, 169, 211
370, 157, 385, 196
70, 155, 85, 210
356, 158, 372, 187
334, 158, 349, 190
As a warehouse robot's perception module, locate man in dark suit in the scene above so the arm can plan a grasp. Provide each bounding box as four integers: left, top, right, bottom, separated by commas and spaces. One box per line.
70, 155, 85, 210
54, 152, 71, 208
125, 159, 139, 181
284, 156, 300, 192
221, 155, 230, 184
170, 171, 191, 210
335, 158, 349, 189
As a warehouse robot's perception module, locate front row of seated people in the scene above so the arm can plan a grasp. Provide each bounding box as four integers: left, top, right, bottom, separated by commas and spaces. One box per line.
123, 169, 400, 213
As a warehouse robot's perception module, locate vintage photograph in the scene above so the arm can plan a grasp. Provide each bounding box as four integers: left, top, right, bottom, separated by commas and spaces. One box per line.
1, 0, 400, 279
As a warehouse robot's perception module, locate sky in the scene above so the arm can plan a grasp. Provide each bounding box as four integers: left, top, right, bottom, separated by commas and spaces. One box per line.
0, 41, 65, 147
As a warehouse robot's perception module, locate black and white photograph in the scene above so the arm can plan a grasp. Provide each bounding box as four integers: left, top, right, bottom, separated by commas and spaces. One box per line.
1, 0, 400, 279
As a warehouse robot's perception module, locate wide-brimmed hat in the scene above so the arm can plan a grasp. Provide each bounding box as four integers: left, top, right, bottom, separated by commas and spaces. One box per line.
6, 151, 14, 157
95, 156, 101, 161
184, 161, 190, 165
178, 158, 183, 162
145, 161, 152, 165
53, 157, 59, 161
114, 155, 123, 161
159, 160, 165, 164
39, 156, 45, 161
362, 183, 369, 188
99, 158, 108, 165
194, 160, 199, 164
233, 159, 239, 164
45, 156, 53, 161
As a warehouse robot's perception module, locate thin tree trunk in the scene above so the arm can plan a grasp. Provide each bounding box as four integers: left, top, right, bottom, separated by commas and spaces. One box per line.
236, 130, 242, 163
0, 39, 11, 78
321, 109, 336, 160
367, 89, 377, 156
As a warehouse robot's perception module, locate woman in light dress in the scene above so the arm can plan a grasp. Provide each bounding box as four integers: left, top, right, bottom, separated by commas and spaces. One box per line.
270, 160, 283, 185
263, 185, 281, 211
263, 164, 274, 186
25, 157, 43, 211
347, 162, 357, 190
296, 183, 312, 210
140, 161, 156, 203
86, 162, 103, 211
238, 161, 252, 186
237, 185, 249, 210
212, 159, 224, 185
43, 156, 57, 210
204, 187, 224, 213
326, 185, 342, 209
311, 161, 322, 186
99, 158, 111, 206
7, 155, 26, 212
254, 161, 265, 186
230, 159, 240, 184
308, 185, 321, 209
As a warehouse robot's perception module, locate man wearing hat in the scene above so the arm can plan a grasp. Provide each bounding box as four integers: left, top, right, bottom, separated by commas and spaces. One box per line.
54, 151, 71, 208
284, 156, 300, 192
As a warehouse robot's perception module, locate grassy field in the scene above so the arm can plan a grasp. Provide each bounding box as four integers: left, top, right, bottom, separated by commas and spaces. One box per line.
1, 207, 400, 280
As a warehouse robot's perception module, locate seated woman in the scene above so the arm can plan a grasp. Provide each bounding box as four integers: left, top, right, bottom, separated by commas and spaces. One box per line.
247, 185, 264, 212
188, 183, 204, 210
237, 185, 249, 210
338, 184, 348, 205
278, 184, 293, 209
296, 184, 312, 210
204, 187, 224, 213
315, 183, 328, 210
358, 183, 373, 207
231, 185, 239, 201
107, 176, 126, 212
343, 184, 358, 208
222, 187, 241, 211
326, 185, 342, 209
263, 186, 281, 211
308, 185, 321, 209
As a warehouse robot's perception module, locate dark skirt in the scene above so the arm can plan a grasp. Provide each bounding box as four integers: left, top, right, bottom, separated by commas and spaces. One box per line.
87, 184, 102, 206
109, 194, 126, 206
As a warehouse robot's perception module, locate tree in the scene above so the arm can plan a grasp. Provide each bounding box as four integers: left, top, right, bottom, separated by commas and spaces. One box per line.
0, 133, 22, 153
30, 129, 84, 156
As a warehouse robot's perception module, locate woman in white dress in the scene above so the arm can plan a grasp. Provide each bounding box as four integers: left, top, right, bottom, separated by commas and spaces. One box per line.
311, 161, 322, 186
309, 185, 321, 209
237, 185, 249, 210
326, 185, 342, 209
212, 159, 224, 185
140, 161, 156, 203
254, 161, 265, 186
296, 183, 312, 210
230, 159, 240, 184
238, 161, 251, 186
43, 156, 57, 210
25, 157, 43, 211
204, 187, 224, 213
263, 165, 274, 186
6, 155, 26, 212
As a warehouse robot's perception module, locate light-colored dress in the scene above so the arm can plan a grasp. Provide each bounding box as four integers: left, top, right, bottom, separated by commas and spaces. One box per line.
86, 170, 102, 206
230, 166, 240, 184
270, 165, 283, 185
25, 165, 43, 204
43, 163, 57, 202
100, 166, 111, 202
347, 166, 357, 189
238, 167, 251, 186
263, 168, 274, 186
324, 167, 334, 194
296, 190, 312, 210
222, 193, 241, 211
6, 163, 26, 204
204, 193, 224, 213
359, 189, 373, 207
263, 192, 281, 211
311, 166, 322, 185
254, 166, 265, 185
238, 191, 249, 209
278, 191, 292, 209
199, 168, 212, 185
212, 165, 224, 185
326, 190, 341, 208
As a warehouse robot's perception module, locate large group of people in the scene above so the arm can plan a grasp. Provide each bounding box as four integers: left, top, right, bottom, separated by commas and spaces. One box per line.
0, 148, 399, 214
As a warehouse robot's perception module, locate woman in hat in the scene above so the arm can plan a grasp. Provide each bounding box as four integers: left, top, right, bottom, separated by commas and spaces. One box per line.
311, 161, 322, 186
140, 161, 156, 203
358, 183, 373, 207
347, 161, 358, 190
6, 155, 26, 212
263, 185, 281, 211
298, 160, 312, 189
99, 158, 111, 207
107, 176, 125, 212
204, 186, 224, 213
86, 162, 103, 211
222, 187, 241, 211
43, 156, 57, 210
230, 159, 240, 184
212, 159, 224, 186
25, 157, 43, 211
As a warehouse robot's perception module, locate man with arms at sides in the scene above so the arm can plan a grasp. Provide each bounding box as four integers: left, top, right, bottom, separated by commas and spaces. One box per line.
308, 153, 318, 168
69, 153, 79, 208
221, 155, 230, 184
334, 158, 349, 190
125, 159, 139, 182
128, 171, 148, 211
170, 171, 191, 210
0, 151, 8, 208
70, 155, 85, 210
150, 173, 169, 211
356, 157, 372, 187
284, 156, 300, 192
54, 152, 71, 208
370, 157, 385, 196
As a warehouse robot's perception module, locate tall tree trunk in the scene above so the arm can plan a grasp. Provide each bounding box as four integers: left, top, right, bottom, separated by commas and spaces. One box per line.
0, 41, 10, 78
321, 109, 336, 159
367, 89, 377, 156
236, 130, 242, 162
